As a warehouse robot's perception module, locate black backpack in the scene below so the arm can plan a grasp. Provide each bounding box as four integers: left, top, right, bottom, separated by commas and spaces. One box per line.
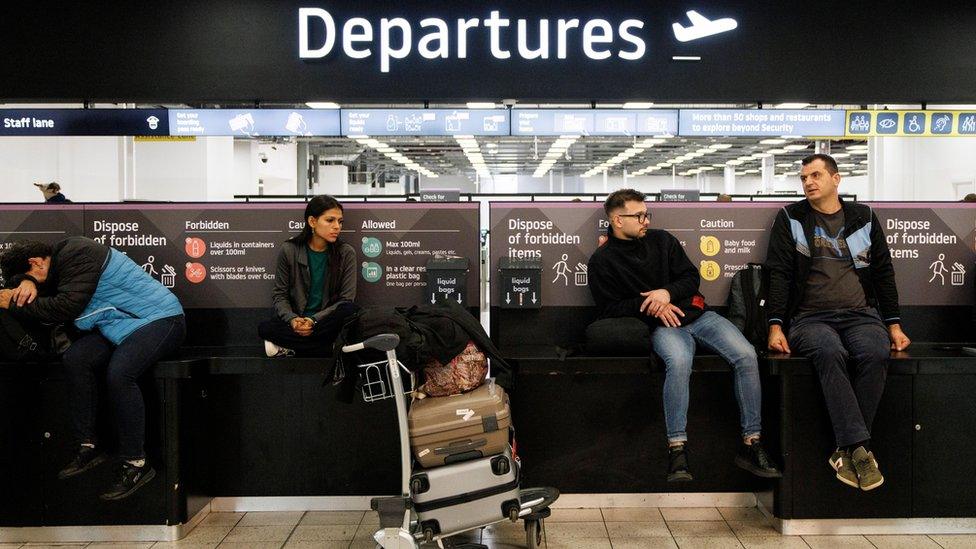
0, 310, 63, 362
330, 307, 429, 382
727, 263, 769, 348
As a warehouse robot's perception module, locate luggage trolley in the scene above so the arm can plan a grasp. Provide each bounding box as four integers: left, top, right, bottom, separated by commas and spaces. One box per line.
342, 334, 558, 549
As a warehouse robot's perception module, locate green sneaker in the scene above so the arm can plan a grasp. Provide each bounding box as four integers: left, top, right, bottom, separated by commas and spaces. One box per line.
829, 448, 858, 489
851, 447, 884, 491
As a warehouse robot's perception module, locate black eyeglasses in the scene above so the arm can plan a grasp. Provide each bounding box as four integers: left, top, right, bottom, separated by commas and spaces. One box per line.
617, 211, 651, 223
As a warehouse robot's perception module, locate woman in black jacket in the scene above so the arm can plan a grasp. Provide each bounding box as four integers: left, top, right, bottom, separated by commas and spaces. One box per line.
258, 195, 359, 357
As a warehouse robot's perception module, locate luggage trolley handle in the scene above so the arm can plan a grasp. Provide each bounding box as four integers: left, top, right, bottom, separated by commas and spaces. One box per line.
343, 334, 414, 501
341, 333, 400, 354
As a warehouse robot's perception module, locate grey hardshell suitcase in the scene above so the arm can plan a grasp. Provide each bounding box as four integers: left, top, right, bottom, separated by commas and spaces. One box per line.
410, 445, 521, 539
408, 378, 511, 468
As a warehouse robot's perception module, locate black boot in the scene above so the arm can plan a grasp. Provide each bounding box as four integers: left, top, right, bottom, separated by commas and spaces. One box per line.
100, 461, 156, 501
668, 444, 693, 482
58, 446, 107, 480
735, 440, 783, 478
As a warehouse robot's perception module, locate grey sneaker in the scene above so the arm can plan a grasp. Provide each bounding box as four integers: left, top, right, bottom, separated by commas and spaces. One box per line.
264, 340, 295, 358
829, 448, 858, 489
851, 447, 884, 491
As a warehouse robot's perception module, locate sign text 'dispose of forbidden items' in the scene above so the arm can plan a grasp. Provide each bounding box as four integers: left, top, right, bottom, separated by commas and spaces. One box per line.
0, 203, 479, 309
488, 202, 975, 308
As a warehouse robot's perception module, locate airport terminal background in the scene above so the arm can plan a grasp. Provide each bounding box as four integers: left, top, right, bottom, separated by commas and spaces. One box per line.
2, 2, 976, 548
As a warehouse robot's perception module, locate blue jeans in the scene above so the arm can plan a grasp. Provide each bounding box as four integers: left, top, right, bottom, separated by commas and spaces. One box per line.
787, 308, 889, 447
652, 311, 762, 443
62, 315, 186, 460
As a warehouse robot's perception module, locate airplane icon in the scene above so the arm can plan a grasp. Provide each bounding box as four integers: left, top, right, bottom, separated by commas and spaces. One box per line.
672, 10, 738, 42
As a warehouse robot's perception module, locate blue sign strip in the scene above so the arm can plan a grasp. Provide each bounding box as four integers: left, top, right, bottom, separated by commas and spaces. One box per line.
341, 109, 509, 136
168, 109, 341, 137
4, 107, 971, 137
512, 109, 679, 136
679, 109, 847, 137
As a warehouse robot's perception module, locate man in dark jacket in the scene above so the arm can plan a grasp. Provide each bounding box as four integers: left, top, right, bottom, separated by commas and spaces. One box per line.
765, 154, 910, 492
588, 189, 780, 482
0, 237, 184, 500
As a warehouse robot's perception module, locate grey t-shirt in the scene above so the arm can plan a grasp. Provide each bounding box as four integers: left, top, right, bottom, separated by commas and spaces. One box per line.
797, 209, 867, 314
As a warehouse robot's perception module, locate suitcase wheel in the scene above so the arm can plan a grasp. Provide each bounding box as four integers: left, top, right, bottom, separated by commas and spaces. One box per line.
525, 519, 543, 549
490, 455, 511, 476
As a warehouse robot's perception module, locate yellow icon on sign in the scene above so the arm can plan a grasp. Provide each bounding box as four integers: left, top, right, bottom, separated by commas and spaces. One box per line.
700, 235, 720, 257
700, 260, 721, 281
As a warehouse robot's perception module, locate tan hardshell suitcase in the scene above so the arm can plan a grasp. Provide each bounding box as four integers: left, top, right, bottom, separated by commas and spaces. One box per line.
408, 378, 511, 468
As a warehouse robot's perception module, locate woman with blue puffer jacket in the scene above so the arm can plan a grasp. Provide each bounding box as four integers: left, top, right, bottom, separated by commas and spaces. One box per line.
0, 236, 184, 501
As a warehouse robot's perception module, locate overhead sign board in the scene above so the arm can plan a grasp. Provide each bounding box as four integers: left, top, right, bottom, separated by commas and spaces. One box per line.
660, 190, 701, 202
168, 109, 341, 137
341, 109, 509, 136
513, 109, 679, 136
678, 109, 847, 137
0, 109, 169, 136
846, 110, 976, 137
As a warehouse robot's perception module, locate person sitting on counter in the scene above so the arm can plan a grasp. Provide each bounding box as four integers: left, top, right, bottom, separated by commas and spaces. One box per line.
259, 195, 359, 357
0, 236, 184, 500
587, 188, 782, 483
765, 154, 910, 491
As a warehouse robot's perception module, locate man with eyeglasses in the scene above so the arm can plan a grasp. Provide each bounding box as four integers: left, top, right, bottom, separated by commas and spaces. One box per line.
587, 188, 781, 482
766, 154, 909, 491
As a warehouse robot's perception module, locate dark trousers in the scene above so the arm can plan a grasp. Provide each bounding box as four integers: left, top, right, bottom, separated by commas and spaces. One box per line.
788, 308, 890, 447
258, 302, 359, 357
62, 315, 186, 460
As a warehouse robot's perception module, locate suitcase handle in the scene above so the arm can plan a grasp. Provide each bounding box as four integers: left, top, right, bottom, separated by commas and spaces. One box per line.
443, 450, 484, 464
433, 438, 487, 455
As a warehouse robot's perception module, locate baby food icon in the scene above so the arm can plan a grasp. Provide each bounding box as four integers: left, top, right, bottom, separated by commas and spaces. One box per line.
700, 235, 720, 257
185, 262, 207, 284
185, 237, 206, 258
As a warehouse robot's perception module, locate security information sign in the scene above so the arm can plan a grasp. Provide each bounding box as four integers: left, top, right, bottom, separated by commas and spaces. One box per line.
846, 110, 976, 137
512, 109, 679, 136
168, 109, 341, 137
498, 258, 543, 309
0, 205, 85, 287
425, 257, 470, 306
489, 202, 976, 308
0, 203, 478, 309
679, 109, 847, 137
873, 204, 975, 306
341, 109, 509, 136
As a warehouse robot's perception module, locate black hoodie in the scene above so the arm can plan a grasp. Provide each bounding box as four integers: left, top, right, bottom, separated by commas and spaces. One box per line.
587, 229, 700, 320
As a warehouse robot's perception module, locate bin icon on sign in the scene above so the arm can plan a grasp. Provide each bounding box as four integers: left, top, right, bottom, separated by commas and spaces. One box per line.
574, 263, 588, 286
951, 263, 966, 286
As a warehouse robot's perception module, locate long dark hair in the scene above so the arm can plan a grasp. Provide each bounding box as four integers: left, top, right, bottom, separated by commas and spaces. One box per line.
288, 195, 347, 304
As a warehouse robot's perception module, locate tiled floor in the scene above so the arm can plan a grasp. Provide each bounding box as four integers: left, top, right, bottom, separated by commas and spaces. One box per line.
4, 508, 976, 548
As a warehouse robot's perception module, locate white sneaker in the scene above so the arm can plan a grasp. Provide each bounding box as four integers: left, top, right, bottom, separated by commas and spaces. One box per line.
264, 340, 295, 358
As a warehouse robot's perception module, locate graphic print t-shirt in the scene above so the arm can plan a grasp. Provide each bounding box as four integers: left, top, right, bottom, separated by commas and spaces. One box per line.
797, 209, 867, 314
